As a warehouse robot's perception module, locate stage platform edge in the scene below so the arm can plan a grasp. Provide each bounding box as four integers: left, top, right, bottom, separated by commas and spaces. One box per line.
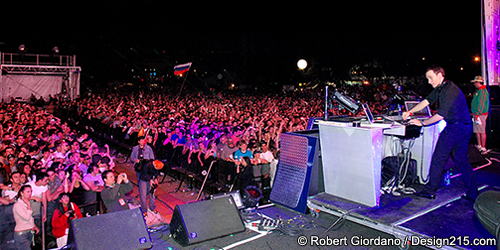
306, 187, 488, 250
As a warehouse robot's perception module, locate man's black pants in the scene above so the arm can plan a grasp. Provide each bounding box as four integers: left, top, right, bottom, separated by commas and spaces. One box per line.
427, 123, 478, 198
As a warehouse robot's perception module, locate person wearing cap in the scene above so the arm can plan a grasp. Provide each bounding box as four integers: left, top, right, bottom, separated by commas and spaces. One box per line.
470, 76, 490, 154
130, 136, 157, 212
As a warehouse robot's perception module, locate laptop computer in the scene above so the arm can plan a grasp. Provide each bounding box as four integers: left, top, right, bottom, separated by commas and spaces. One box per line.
404, 101, 431, 118
362, 103, 375, 124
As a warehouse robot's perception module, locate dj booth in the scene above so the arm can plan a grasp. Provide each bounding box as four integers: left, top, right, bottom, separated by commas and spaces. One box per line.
317, 120, 441, 207
270, 89, 443, 210
270, 117, 443, 211
267, 118, 464, 248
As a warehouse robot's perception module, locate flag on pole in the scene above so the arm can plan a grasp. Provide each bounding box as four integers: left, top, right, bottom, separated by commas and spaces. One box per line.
173, 62, 192, 76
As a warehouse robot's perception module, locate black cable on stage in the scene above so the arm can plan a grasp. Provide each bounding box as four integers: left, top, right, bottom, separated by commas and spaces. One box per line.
240, 207, 263, 222
321, 207, 362, 235
269, 215, 318, 237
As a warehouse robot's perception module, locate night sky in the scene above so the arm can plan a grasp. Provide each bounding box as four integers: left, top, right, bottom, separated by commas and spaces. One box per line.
0, 2, 483, 86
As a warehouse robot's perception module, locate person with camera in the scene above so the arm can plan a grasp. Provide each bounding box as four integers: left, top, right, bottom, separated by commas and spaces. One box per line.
101, 170, 133, 213
235, 157, 256, 193
130, 137, 157, 212
51, 193, 82, 248
131, 137, 155, 167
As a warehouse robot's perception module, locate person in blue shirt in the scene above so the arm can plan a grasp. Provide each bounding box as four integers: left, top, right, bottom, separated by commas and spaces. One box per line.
232, 141, 254, 188
232, 140, 253, 160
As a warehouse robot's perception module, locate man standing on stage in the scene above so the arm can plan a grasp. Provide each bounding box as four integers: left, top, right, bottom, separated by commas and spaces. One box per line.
130, 136, 157, 212
470, 76, 490, 154
403, 66, 478, 200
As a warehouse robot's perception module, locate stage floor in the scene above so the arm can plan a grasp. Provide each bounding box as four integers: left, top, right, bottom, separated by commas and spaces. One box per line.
148, 205, 430, 250
400, 197, 497, 249
148, 190, 497, 250
308, 187, 498, 250
309, 181, 469, 225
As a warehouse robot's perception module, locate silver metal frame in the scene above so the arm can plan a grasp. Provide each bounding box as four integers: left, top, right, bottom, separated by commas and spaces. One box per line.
0, 52, 81, 101
0, 52, 76, 66
307, 199, 462, 250
308, 185, 490, 250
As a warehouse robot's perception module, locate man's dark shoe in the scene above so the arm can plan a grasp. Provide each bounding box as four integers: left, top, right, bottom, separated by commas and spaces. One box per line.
414, 190, 436, 199
461, 188, 479, 201
462, 193, 478, 202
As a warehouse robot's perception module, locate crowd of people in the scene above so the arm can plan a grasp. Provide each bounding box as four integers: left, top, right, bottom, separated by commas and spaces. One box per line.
0, 102, 128, 249
56, 92, 323, 187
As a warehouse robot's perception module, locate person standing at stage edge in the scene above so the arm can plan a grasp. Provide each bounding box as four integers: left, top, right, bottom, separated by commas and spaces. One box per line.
130, 136, 157, 212
403, 66, 478, 200
470, 76, 490, 155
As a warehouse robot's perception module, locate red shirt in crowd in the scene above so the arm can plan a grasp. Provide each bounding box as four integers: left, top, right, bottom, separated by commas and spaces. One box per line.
51, 202, 83, 238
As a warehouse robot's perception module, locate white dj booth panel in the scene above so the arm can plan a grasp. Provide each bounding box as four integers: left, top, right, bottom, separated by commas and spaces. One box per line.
318, 121, 441, 207
318, 121, 383, 207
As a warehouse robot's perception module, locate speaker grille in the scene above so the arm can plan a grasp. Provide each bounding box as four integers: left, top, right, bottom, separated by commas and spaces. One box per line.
69, 208, 152, 250
170, 197, 245, 246
270, 133, 309, 208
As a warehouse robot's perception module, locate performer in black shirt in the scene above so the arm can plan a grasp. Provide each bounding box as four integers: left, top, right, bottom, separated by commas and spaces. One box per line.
403, 66, 478, 200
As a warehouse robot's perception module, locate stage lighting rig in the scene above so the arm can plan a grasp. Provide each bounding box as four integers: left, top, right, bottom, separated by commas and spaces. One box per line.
331, 90, 360, 114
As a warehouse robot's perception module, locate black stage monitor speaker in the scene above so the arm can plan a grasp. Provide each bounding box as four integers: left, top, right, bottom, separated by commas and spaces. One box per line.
68, 208, 152, 250
170, 196, 245, 246
473, 190, 500, 240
